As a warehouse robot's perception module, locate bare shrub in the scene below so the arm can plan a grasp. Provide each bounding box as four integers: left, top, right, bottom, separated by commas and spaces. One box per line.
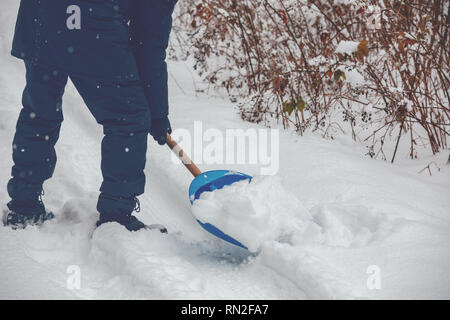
171, 0, 449, 161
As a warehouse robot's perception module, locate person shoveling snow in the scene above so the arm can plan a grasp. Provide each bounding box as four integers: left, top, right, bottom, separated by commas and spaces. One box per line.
3, 0, 178, 232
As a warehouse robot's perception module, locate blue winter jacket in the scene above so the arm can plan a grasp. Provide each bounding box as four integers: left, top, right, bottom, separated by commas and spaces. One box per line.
12, 0, 177, 119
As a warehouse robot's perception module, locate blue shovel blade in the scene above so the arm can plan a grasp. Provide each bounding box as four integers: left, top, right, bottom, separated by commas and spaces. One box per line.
189, 170, 252, 250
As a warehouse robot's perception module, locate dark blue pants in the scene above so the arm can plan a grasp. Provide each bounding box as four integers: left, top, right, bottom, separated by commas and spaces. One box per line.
8, 61, 151, 218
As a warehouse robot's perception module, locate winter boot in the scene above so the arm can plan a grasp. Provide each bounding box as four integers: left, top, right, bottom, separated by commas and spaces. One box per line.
96, 213, 147, 232
96, 195, 146, 232
3, 198, 54, 229
96, 194, 167, 233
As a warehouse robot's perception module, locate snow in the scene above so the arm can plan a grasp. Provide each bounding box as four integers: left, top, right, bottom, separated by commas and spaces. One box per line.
192, 176, 312, 253
335, 41, 360, 55
1, 0, 450, 300
342, 68, 366, 86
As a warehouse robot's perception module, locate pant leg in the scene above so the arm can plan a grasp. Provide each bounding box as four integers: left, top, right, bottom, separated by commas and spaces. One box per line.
8, 61, 68, 201
130, 0, 178, 119
69, 73, 151, 218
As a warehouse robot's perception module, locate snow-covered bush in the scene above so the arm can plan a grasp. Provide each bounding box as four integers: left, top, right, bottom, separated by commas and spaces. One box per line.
172, 0, 449, 161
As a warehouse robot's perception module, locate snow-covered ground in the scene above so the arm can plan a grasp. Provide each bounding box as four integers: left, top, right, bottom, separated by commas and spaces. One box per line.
1, 0, 449, 300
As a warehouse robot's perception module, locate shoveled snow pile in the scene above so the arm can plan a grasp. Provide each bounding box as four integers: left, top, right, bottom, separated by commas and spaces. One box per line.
192, 176, 313, 252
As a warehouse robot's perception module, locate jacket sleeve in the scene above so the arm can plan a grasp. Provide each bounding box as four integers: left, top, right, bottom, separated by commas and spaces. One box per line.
130, 0, 178, 119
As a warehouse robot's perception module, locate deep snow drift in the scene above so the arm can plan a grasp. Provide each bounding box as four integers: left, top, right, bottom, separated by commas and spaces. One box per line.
1, 0, 450, 299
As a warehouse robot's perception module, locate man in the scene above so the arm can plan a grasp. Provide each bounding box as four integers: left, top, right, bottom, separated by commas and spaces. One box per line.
3, 0, 178, 231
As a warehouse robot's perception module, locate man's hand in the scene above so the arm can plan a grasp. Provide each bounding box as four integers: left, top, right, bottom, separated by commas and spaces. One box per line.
150, 116, 172, 145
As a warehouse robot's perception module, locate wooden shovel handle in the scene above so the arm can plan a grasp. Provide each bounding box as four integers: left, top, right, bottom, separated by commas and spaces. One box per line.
166, 133, 202, 178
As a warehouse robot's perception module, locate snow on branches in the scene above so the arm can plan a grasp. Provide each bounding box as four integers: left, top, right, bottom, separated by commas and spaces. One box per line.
172, 0, 449, 161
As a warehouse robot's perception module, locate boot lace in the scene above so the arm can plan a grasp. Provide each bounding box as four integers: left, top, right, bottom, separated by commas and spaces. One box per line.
133, 197, 141, 213
38, 189, 45, 205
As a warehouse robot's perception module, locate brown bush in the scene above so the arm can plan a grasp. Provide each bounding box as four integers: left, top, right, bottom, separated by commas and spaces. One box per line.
171, 0, 449, 162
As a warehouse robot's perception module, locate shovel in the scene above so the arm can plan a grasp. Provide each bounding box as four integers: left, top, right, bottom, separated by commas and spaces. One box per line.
166, 133, 252, 250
